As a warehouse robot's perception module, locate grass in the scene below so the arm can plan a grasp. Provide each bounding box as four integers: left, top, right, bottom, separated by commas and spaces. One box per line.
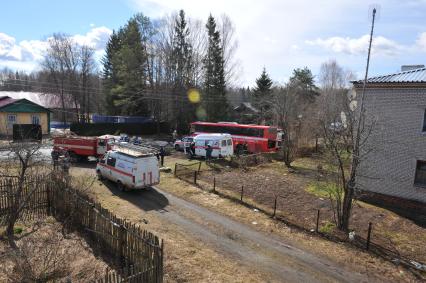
319, 221, 336, 234
13, 226, 23, 235
306, 181, 341, 199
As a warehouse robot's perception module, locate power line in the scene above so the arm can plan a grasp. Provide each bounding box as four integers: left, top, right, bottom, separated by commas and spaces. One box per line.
0, 80, 247, 105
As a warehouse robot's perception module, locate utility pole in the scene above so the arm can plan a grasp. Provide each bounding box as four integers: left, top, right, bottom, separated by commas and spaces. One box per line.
342, 6, 378, 231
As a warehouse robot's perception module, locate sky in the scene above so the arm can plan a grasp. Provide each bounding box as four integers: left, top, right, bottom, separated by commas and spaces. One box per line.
1, 0, 426, 86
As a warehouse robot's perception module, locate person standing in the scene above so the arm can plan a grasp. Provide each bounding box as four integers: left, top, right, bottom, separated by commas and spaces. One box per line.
205, 144, 213, 163
159, 146, 165, 167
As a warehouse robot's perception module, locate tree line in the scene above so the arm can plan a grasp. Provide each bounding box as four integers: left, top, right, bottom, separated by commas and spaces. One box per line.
101, 11, 236, 133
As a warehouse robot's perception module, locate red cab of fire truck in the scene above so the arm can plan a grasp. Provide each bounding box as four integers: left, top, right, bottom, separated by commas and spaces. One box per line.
53, 134, 115, 161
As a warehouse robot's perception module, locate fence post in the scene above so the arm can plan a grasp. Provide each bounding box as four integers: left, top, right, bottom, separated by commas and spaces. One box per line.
174, 163, 177, 176
273, 196, 277, 218
366, 222, 373, 250
240, 186, 244, 202
316, 209, 320, 233
198, 161, 202, 172
213, 177, 216, 193
194, 171, 197, 184
119, 224, 126, 266
46, 180, 51, 216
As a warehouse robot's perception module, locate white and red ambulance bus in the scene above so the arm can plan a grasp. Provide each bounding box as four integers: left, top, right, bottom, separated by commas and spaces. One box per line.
190, 122, 282, 154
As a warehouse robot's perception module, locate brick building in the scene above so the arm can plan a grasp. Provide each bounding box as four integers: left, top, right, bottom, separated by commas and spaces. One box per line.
352, 67, 426, 218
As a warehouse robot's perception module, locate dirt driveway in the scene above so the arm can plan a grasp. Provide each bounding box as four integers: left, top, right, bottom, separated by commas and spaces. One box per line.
70, 163, 375, 283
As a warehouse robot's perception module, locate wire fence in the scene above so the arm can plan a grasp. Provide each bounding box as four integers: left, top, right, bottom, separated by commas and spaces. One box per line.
173, 160, 426, 276
0, 174, 164, 283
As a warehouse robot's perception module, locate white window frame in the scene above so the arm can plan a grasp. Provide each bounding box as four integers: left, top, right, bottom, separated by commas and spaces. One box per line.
31, 114, 40, 125
7, 114, 17, 129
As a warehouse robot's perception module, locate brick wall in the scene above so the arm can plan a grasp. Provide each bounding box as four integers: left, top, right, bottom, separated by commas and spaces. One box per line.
356, 87, 426, 204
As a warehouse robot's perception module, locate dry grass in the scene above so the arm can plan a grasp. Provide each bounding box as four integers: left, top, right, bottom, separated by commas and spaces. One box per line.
0, 217, 108, 283
159, 155, 423, 282
72, 167, 272, 283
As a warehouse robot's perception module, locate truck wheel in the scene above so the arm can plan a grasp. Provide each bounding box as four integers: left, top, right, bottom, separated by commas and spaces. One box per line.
117, 181, 125, 192
69, 151, 78, 163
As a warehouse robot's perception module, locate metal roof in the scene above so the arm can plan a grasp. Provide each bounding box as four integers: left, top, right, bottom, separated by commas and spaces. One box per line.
354, 67, 426, 84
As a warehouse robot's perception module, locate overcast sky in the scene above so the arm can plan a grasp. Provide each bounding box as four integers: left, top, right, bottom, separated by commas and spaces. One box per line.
1, 0, 425, 86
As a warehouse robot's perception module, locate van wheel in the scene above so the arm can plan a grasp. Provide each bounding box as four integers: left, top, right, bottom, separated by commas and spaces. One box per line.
175, 144, 180, 151
117, 181, 125, 192
96, 170, 103, 180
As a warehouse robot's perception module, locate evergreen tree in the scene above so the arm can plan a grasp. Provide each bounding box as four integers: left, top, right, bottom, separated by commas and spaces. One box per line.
253, 68, 273, 123
203, 14, 228, 122
102, 31, 121, 114
254, 68, 273, 93
101, 15, 150, 116
289, 67, 319, 102
172, 10, 195, 132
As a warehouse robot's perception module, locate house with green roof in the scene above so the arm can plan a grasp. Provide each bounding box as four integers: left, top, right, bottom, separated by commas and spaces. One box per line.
0, 96, 51, 136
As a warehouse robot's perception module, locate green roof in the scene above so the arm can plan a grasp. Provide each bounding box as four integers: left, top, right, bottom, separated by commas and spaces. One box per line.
0, 98, 51, 113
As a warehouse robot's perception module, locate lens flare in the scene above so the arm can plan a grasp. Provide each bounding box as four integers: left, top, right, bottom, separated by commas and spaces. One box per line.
187, 88, 201, 103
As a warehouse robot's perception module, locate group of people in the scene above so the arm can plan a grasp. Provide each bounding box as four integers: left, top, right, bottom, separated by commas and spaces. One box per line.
184, 141, 213, 162
51, 148, 70, 174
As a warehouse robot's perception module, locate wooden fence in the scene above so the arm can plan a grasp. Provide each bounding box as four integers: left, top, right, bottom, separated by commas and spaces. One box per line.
0, 175, 164, 282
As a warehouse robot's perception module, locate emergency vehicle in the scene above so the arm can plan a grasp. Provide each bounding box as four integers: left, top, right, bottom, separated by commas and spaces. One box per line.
193, 133, 233, 158
96, 143, 160, 191
190, 121, 283, 153
53, 135, 115, 161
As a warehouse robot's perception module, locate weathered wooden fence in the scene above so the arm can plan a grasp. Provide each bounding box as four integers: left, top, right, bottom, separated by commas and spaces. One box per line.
0, 175, 164, 282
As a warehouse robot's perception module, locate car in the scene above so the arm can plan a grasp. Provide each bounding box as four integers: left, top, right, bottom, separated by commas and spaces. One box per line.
173, 136, 194, 151
119, 134, 130, 143
133, 136, 142, 145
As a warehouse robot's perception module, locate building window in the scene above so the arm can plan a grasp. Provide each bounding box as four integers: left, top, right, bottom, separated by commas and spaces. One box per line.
32, 115, 40, 125
7, 114, 16, 128
423, 110, 426, 132
414, 160, 426, 186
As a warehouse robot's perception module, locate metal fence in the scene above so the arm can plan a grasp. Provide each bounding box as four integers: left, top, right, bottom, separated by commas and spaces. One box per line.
173, 162, 426, 275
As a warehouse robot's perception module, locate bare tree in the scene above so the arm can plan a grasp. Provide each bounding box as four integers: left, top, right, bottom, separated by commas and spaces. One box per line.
0, 140, 49, 249
79, 45, 96, 122
272, 86, 300, 167
218, 14, 241, 86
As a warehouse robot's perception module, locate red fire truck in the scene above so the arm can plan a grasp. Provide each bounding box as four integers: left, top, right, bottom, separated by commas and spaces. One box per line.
190, 122, 283, 153
53, 135, 115, 161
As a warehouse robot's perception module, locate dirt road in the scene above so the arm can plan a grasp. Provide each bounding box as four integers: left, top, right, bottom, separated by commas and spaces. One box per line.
118, 185, 368, 283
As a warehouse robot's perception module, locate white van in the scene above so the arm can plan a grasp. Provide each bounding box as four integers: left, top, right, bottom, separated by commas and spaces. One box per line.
194, 133, 233, 158
96, 144, 160, 191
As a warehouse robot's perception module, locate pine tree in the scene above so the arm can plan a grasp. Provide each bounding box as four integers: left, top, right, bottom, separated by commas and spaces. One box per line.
101, 15, 150, 116
254, 68, 273, 94
172, 10, 195, 132
203, 14, 228, 122
253, 68, 273, 123
289, 67, 319, 102
102, 31, 121, 114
